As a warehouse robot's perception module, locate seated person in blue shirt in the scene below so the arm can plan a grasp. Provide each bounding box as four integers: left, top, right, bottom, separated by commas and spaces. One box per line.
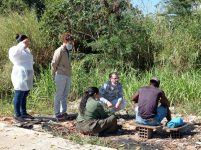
99, 72, 126, 112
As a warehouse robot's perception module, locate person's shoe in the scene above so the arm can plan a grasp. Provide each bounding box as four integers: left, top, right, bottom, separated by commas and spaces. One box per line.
61, 113, 68, 118
55, 114, 65, 121
116, 129, 124, 135
14, 116, 26, 122
55, 114, 63, 118
117, 124, 123, 129
21, 114, 34, 119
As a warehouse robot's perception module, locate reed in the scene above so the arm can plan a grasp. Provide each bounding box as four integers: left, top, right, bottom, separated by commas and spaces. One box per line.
24, 63, 201, 116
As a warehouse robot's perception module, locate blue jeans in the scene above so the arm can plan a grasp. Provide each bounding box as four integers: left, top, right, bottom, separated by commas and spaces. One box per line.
13, 90, 30, 117
135, 105, 167, 126
54, 74, 71, 116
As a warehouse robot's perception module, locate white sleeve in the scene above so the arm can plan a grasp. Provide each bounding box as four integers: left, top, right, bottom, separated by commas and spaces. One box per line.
100, 97, 109, 104
9, 42, 25, 57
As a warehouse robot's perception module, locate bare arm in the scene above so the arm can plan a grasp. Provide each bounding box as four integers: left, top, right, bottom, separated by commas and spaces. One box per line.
160, 91, 170, 107
131, 92, 139, 103
160, 91, 172, 121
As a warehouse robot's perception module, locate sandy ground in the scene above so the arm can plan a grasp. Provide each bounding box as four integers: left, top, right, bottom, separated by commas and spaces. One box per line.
1, 113, 201, 150
0, 122, 115, 150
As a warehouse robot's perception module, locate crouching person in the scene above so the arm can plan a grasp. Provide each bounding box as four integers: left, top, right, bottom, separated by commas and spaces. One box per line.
132, 77, 171, 126
76, 87, 118, 136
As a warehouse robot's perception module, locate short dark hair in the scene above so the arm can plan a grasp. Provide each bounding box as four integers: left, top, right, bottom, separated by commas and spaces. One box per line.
109, 72, 118, 78
16, 34, 28, 43
150, 77, 160, 87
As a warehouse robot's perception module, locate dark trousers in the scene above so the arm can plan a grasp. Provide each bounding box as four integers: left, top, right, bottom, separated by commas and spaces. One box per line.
76, 115, 118, 135
13, 90, 30, 117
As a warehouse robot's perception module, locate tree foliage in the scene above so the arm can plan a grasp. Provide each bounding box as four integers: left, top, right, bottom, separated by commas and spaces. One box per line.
41, 0, 156, 70
0, 0, 200, 72
0, 0, 27, 14
163, 0, 201, 16
0, 0, 45, 18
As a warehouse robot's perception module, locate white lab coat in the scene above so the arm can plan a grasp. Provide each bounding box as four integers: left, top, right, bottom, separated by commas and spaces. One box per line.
9, 42, 34, 91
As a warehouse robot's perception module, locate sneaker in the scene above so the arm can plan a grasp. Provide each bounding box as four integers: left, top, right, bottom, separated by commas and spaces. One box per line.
21, 114, 34, 119
55, 114, 65, 121
116, 129, 124, 135
117, 124, 123, 129
55, 114, 63, 118
14, 116, 26, 122
61, 113, 68, 118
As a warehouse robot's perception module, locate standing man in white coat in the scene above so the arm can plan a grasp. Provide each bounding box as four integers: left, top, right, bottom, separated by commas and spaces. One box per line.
51, 32, 73, 120
9, 34, 34, 122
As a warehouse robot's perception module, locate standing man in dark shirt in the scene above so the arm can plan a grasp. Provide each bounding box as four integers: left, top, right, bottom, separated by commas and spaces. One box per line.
132, 77, 171, 126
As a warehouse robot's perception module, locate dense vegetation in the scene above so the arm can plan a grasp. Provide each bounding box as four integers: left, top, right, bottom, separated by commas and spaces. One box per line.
0, 0, 201, 116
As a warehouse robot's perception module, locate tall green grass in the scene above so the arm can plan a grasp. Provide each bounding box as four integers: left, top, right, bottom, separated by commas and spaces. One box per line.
0, 10, 53, 96
28, 66, 55, 115
0, 10, 47, 64
25, 60, 201, 116
147, 16, 201, 71
0, 98, 13, 116
1, 59, 201, 116
1, 10, 201, 117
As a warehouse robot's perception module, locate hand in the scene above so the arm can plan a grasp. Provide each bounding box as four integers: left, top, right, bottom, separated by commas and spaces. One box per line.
115, 98, 122, 110
23, 39, 30, 48
115, 103, 121, 110
106, 101, 113, 108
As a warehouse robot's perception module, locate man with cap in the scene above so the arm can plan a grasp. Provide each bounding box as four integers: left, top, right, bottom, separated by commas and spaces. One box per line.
131, 77, 171, 126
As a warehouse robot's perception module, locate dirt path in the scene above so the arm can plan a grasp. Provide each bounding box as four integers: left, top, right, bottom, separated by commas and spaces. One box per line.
1, 114, 201, 150
107, 115, 201, 150
0, 121, 115, 150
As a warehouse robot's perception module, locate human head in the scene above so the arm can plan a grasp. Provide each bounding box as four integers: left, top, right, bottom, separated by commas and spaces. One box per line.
79, 87, 99, 114
16, 34, 28, 43
150, 77, 160, 87
61, 32, 74, 50
86, 87, 99, 98
109, 72, 119, 85
61, 32, 73, 43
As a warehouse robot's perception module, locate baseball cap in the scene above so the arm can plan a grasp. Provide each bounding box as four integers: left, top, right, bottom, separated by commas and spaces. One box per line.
150, 77, 160, 84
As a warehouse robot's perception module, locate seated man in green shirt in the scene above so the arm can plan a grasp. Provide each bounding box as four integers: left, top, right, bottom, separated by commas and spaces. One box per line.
76, 87, 119, 136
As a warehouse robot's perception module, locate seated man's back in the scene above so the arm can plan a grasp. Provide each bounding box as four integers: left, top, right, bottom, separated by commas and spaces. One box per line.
132, 77, 171, 126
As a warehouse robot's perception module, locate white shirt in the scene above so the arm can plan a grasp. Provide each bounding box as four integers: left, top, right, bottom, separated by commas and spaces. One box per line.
9, 42, 34, 91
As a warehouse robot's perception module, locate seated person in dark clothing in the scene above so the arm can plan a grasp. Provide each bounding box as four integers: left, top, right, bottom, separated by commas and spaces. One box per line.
131, 77, 171, 126
76, 87, 119, 135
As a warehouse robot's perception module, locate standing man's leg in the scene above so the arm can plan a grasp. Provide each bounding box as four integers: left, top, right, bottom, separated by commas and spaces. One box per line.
20, 90, 34, 119
20, 90, 29, 115
61, 76, 71, 115
54, 74, 67, 117
13, 90, 23, 117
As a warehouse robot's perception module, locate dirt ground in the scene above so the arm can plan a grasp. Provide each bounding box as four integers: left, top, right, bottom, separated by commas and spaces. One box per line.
1, 114, 201, 150
0, 117, 115, 150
